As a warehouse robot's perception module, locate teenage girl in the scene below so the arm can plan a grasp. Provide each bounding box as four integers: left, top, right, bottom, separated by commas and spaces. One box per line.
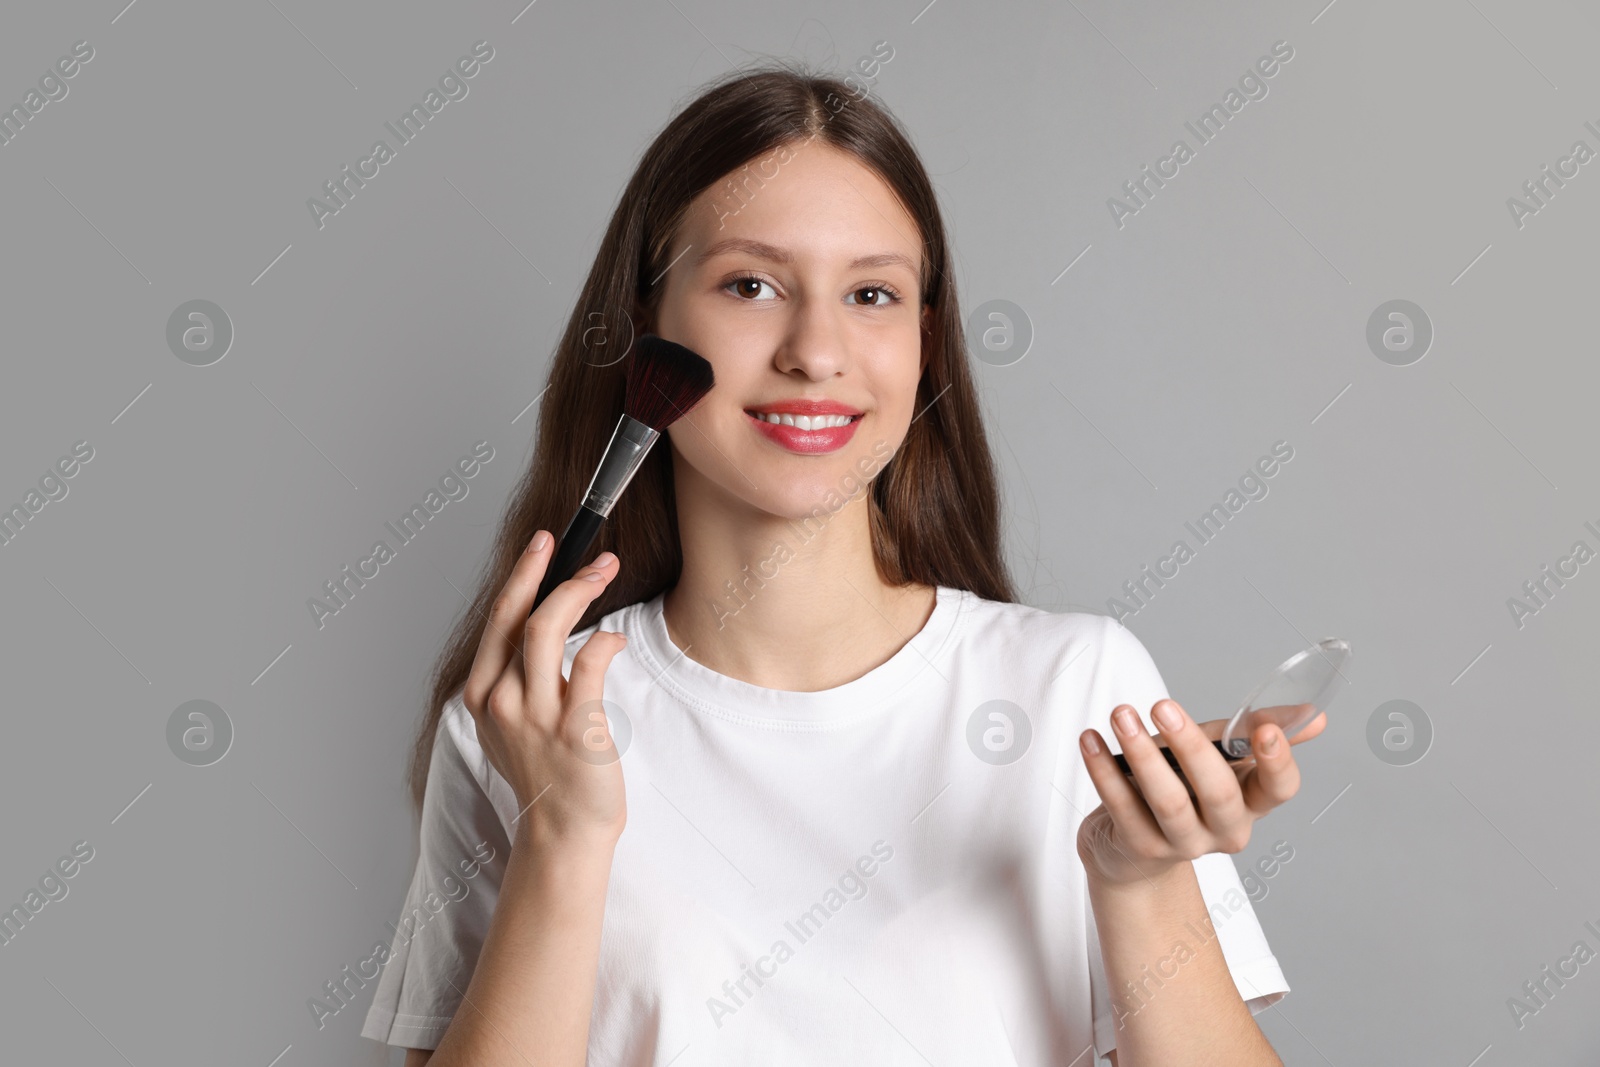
362, 64, 1319, 1067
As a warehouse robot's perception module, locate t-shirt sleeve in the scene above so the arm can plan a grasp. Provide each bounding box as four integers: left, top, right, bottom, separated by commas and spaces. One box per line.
1082, 616, 1290, 1057
361, 696, 515, 1049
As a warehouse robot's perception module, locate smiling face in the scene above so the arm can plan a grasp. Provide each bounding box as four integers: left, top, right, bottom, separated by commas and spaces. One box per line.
648, 140, 931, 521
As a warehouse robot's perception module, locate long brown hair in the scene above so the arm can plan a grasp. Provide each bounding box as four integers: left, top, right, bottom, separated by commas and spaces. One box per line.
407, 61, 1016, 812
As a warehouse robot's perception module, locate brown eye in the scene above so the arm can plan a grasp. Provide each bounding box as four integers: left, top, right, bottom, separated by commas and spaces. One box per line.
726, 276, 776, 300
848, 286, 899, 307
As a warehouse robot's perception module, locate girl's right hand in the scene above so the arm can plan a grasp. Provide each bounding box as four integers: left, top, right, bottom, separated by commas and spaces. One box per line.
460, 530, 630, 851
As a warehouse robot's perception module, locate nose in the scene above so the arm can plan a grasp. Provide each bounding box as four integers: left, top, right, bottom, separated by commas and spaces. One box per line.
772, 295, 850, 380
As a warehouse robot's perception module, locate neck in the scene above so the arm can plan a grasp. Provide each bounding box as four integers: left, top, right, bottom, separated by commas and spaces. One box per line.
661, 470, 936, 693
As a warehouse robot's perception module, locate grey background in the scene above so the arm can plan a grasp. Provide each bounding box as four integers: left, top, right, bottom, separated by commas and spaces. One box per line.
1, 0, 1595, 1064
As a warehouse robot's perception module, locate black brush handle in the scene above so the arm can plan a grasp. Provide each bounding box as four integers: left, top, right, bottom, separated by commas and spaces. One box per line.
530, 504, 606, 614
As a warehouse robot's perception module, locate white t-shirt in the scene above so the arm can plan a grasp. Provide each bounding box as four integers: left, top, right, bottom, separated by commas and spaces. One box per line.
361, 585, 1289, 1062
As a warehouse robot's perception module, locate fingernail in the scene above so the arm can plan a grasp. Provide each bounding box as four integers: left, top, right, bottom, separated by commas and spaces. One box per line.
594, 551, 617, 567
1081, 730, 1100, 755
1114, 707, 1138, 734
1261, 730, 1280, 755
531, 530, 550, 551
1152, 701, 1183, 732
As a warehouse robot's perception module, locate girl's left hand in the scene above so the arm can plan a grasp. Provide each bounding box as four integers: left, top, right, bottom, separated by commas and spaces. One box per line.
1076, 699, 1326, 887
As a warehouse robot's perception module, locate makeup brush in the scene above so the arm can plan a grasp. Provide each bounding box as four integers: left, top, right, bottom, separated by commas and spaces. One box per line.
530, 333, 715, 613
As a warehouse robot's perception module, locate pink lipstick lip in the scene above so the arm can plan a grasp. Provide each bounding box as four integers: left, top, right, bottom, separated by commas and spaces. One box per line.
744, 410, 862, 454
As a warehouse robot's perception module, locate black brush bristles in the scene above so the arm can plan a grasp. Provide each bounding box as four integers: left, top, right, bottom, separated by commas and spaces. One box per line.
623, 334, 716, 431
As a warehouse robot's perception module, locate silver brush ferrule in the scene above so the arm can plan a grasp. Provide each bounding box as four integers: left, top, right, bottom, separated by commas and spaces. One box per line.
581, 415, 661, 518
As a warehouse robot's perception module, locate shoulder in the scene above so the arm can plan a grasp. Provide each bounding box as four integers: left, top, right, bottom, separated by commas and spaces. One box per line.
438, 688, 478, 763
433, 689, 493, 796
433, 689, 521, 833
950, 590, 1161, 687
954, 589, 1134, 656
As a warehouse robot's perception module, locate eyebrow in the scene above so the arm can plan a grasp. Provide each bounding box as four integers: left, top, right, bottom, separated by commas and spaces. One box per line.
694, 237, 919, 277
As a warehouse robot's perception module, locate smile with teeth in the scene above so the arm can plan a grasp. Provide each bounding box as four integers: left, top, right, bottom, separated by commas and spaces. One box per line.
745, 412, 860, 430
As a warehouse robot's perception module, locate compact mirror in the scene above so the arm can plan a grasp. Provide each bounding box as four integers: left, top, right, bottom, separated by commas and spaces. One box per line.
1111, 637, 1352, 782
1218, 637, 1351, 758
